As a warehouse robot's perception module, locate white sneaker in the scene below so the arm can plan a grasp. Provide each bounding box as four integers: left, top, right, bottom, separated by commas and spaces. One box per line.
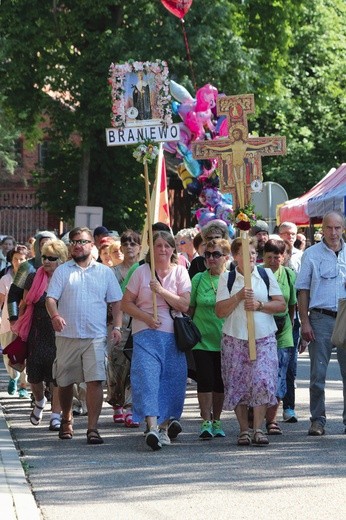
159, 429, 171, 446
145, 428, 162, 451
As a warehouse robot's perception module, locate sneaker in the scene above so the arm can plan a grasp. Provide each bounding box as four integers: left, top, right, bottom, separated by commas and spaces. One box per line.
145, 428, 162, 451
7, 378, 17, 395
199, 420, 213, 439
167, 418, 182, 439
283, 408, 298, 423
212, 420, 226, 438
18, 388, 30, 399
158, 429, 171, 446
308, 421, 325, 436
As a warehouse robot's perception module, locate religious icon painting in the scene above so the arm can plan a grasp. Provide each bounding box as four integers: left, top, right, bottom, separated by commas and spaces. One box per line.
108, 60, 173, 128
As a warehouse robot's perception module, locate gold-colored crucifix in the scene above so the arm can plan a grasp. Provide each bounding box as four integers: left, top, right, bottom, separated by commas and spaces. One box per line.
191, 94, 286, 209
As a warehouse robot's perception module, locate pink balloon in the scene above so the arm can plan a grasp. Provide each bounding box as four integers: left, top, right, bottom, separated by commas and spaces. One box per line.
185, 109, 215, 139
196, 84, 218, 112
177, 99, 196, 121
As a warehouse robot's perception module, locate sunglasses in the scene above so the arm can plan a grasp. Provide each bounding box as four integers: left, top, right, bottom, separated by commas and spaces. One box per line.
205, 251, 225, 259
42, 255, 59, 262
121, 241, 139, 247
69, 239, 92, 246
179, 240, 186, 245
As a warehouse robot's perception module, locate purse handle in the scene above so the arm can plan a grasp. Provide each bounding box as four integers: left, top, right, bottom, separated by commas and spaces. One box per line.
154, 271, 176, 320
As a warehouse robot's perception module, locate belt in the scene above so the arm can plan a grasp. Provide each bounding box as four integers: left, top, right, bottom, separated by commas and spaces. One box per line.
310, 308, 337, 318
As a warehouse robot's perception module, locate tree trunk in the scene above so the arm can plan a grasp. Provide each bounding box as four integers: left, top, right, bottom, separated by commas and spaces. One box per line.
78, 142, 90, 206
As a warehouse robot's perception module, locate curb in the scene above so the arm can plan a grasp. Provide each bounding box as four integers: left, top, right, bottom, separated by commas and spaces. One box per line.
0, 405, 41, 520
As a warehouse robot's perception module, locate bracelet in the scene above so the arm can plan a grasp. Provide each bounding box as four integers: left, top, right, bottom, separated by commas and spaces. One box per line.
50, 315, 60, 320
113, 326, 121, 331
258, 301, 264, 311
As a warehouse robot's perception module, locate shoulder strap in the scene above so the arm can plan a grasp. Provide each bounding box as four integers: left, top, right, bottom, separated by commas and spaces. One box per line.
257, 267, 270, 295
227, 266, 270, 296
227, 270, 236, 293
283, 266, 291, 284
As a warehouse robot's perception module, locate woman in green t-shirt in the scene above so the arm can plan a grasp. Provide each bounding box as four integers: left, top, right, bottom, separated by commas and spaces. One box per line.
189, 238, 231, 440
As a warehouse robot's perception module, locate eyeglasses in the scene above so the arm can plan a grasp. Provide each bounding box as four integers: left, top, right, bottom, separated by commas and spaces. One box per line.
205, 251, 225, 259
42, 255, 59, 262
69, 239, 92, 246
121, 241, 139, 247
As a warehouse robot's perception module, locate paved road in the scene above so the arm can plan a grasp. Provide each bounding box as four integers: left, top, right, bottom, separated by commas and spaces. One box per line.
1, 351, 345, 520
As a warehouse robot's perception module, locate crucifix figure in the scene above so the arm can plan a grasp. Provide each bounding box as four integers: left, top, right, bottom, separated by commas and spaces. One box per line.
191, 95, 286, 208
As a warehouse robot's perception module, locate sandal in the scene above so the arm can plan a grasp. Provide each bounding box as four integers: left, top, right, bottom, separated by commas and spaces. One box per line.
237, 431, 251, 446
124, 411, 140, 428
113, 406, 124, 424
59, 419, 73, 440
266, 421, 283, 435
49, 417, 61, 431
252, 429, 269, 446
29, 397, 47, 426
86, 428, 104, 445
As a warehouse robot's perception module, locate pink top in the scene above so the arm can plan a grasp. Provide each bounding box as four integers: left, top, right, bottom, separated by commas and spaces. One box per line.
127, 263, 191, 334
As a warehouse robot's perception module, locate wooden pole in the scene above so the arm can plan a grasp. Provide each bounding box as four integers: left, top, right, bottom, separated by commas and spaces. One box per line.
241, 230, 256, 361
143, 160, 158, 320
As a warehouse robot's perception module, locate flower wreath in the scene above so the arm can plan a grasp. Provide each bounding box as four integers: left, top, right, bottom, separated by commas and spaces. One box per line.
108, 60, 173, 128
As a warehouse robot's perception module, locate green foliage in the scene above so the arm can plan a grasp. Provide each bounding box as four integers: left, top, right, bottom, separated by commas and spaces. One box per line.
1, 0, 346, 226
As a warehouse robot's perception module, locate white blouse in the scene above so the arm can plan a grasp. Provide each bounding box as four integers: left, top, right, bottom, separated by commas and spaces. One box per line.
216, 266, 283, 340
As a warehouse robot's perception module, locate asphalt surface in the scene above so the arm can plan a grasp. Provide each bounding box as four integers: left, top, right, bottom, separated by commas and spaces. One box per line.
0, 351, 345, 520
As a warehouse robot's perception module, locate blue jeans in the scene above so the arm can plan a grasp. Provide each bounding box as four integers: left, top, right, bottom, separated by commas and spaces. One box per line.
283, 345, 298, 410
309, 311, 346, 426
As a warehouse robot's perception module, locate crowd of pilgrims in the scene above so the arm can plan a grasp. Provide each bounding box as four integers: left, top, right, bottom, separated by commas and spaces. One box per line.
0, 219, 313, 449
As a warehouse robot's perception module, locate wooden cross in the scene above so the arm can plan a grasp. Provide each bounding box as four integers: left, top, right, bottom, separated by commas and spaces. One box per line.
191, 94, 286, 209
192, 94, 286, 360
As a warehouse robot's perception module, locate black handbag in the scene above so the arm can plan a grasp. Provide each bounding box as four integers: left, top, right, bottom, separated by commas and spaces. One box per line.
154, 270, 201, 352
169, 309, 202, 352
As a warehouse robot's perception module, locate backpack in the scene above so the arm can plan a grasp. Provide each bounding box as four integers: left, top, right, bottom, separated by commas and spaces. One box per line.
227, 266, 270, 295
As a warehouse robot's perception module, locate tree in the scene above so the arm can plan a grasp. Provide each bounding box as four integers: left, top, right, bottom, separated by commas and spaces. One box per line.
1, 0, 345, 230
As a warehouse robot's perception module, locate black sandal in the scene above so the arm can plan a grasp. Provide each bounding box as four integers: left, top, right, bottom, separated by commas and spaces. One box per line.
86, 428, 104, 445
59, 419, 73, 440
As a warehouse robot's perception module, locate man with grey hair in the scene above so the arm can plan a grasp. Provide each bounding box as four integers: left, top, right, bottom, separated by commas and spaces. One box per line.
279, 221, 303, 273
296, 211, 346, 435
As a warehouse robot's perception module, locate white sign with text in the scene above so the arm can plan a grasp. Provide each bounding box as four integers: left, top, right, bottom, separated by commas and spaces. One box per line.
106, 124, 180, 146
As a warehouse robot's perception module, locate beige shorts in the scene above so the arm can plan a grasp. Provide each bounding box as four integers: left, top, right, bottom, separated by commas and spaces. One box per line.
53, 337, 107, 387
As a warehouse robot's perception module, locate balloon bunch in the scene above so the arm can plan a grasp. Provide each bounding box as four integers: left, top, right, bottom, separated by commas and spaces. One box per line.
164, 80, 234, 236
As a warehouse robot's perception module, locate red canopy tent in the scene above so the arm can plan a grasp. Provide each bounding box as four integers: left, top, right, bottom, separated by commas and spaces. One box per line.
278, 164, 346, 225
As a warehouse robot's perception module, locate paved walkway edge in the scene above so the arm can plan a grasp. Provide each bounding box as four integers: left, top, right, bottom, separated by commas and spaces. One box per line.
0, 405, 41, 520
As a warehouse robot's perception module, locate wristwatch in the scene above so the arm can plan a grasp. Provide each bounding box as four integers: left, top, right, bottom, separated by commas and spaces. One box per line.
258, 301, 264, 311
113, 326, 122, 331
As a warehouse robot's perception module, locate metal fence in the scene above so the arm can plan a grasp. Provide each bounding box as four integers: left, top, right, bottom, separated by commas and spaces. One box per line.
0, 190, 48, 243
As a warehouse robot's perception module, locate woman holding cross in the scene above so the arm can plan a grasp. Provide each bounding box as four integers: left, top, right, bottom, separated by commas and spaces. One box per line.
215, 237, 285, 446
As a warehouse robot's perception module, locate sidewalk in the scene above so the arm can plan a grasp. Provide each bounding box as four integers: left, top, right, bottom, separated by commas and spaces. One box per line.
0, 387, 41, 520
